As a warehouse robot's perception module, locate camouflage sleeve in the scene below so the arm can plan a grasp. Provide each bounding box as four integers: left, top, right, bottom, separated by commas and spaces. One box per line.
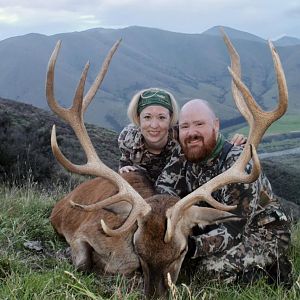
154, 144, 187, 197
191, 222, 244, 258
218, 146, 268, 217
118, 125, 134, 169
192, 146, 262, 257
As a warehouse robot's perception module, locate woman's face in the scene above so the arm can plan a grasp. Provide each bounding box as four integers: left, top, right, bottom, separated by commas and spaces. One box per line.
139, 105, 171, 151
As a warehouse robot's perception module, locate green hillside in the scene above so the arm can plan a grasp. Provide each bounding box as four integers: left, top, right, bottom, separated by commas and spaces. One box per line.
223, 115, 300, 153
224, 115, 300, 135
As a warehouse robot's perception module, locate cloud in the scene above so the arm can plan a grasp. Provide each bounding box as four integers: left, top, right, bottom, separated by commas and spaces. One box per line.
0, 8, 19, 24
286, 4, 300, 17
0, 0, 299, 41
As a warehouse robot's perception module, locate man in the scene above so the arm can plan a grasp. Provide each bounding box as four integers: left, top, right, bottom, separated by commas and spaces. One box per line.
155, 99, 292, 286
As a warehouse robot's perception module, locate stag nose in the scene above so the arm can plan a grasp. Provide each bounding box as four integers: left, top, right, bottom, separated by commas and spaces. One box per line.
145, 275, 168, 299
146, 286, 168, 300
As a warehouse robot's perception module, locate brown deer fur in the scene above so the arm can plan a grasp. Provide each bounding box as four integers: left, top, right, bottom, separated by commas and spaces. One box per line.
50, 171, 186, 298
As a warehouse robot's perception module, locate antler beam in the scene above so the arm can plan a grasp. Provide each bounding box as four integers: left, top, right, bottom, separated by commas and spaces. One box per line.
46, 40, 151, 236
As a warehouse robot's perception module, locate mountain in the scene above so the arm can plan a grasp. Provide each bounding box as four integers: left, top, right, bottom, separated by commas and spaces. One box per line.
0, 25, 299, 131
274, 36, 300, 47
202, 25, 265, 43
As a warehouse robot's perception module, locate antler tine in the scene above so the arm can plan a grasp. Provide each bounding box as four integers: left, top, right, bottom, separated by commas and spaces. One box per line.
268, 40, 288, 117
47, 41, 105, 167
164, 32, 288, 243
51, 124, 84, 174
228, 41, 288, 148
69, 190, 131, 210
83, 39, 122, 113
46, 40, 69, 120
100, 202, 145, 236
68, 188, 147, 237
220, 28, 253, 122
46, 40, 151, 236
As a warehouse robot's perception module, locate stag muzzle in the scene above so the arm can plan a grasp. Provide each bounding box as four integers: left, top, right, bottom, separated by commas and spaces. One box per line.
144, 274, 169, 299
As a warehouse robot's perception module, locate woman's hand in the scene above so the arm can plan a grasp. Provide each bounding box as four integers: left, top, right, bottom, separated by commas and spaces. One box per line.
230, 133, 247, 146
119, 165, 138, 174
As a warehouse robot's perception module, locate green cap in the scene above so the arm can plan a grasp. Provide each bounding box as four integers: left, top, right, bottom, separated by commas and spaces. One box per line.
137, 89, 173, 115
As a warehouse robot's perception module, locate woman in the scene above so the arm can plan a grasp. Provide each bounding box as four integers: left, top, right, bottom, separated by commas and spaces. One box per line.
118, 87, 246, 183
118, 88, 179, 182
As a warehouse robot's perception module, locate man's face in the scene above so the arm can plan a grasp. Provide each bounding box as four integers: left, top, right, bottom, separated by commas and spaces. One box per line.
179, 103, 219, 162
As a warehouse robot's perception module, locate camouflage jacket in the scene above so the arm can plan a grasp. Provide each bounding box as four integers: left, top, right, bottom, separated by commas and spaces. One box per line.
118, 124, 178, 183
155, 139, 289, 257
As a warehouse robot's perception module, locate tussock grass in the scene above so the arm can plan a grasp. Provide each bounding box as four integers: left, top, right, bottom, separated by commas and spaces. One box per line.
0, 182, 299, 299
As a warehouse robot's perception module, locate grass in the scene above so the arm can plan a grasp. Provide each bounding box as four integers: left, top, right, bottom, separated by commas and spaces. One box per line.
0, 182, 299, 299
261, 115, 300, 135
224, 115, 300, 136
223, 114, 300, 154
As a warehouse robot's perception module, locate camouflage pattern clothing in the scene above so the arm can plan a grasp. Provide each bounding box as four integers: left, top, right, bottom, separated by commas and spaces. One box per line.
118, 124, 178, 183
155, 137, 292, 285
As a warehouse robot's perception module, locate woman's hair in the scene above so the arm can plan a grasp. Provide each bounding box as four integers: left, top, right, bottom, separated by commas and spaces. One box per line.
127, 87, 179, 126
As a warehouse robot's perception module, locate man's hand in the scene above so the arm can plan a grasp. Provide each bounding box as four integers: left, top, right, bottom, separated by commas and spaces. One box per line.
230, 133, 247, 146
119, 165, 138, 174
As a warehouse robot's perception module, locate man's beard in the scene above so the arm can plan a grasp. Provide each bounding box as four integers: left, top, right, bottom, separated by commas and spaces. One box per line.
180, 130, 217, 162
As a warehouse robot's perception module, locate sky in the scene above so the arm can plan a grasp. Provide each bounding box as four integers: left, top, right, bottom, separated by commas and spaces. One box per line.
1, 0, 300, 41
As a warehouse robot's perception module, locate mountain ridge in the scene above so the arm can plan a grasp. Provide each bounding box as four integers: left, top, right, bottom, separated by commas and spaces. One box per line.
0, 25, 299, 131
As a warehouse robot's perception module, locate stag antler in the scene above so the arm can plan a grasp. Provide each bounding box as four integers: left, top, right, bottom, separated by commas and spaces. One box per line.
222, 29, 288, 148
46, 40, 151, 236
164, 30, 288, 243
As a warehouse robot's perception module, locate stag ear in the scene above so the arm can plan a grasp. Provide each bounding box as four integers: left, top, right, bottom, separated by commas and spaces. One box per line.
183, 206, 241, 229
103, 201, 132, 218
